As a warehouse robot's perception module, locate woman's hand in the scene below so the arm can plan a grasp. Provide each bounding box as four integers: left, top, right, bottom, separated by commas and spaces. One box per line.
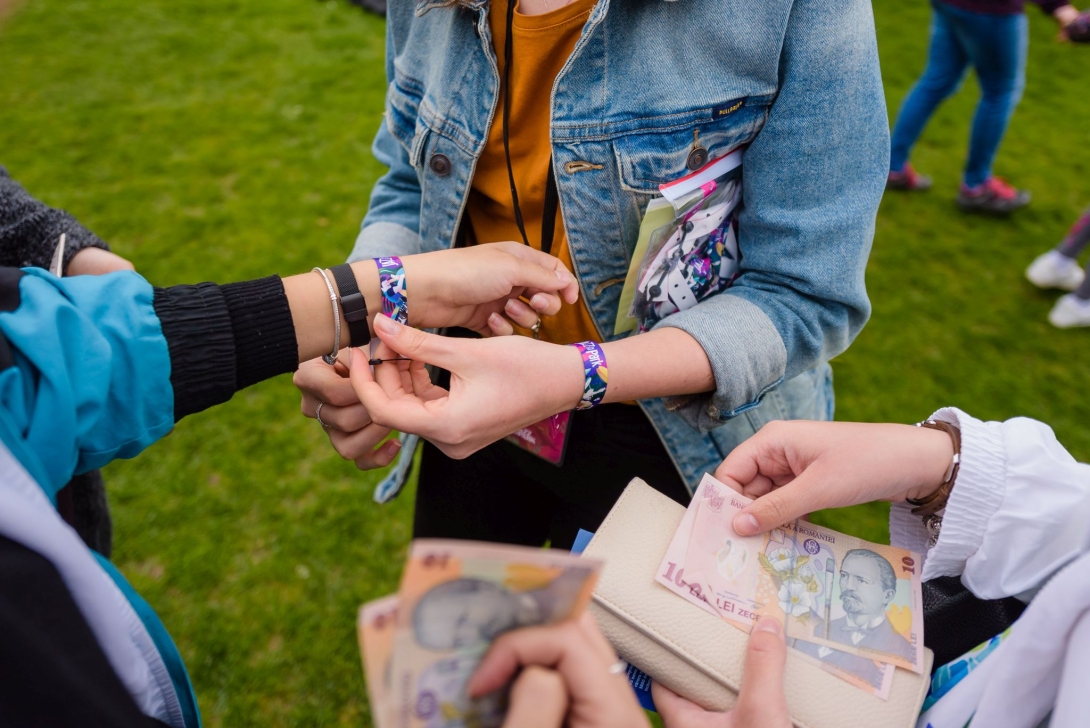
712, 421, 954, 536
652, 619, 790, 728
293, 357, 401, 470
467, 613, 651, 728
347, 317, 584, 460
404, 242, 579, 336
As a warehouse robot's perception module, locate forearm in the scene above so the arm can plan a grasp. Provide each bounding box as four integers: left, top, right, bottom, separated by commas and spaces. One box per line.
599, 328, 714, 404
0, 165, 111, 271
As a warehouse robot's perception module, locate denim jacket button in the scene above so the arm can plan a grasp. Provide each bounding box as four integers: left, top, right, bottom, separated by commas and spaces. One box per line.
705, 403, 720, 419
686, 147, 709, 171
429, 154, 452, 176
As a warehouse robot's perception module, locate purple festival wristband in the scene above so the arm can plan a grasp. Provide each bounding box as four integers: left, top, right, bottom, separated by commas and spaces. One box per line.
570, 341, 608, 410
375, 256, 408, 324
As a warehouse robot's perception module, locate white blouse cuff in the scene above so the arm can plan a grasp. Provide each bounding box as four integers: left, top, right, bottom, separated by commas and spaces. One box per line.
918, 407, 1008, 581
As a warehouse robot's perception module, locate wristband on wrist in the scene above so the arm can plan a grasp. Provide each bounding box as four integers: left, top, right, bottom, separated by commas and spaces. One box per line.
570, 341, 608, 410
330, 263, 371, 347
375, 256, 408, 324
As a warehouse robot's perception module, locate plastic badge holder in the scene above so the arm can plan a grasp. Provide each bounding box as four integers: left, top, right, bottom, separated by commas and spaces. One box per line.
630, 150, 744, 333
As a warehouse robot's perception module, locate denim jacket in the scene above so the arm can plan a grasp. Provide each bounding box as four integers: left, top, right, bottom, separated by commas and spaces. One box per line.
350, 0, 889, 495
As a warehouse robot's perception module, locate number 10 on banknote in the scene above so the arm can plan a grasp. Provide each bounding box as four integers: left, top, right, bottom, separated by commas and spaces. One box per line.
656, 474, 925, 675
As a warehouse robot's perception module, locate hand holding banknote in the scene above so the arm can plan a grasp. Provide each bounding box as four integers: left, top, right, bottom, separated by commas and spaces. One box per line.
468, 613, 649, 728
712, 421, 955, 536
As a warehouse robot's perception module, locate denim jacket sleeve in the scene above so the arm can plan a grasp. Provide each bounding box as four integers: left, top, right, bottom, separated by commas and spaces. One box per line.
347, 18, 427, 264
653, 0, 888, 432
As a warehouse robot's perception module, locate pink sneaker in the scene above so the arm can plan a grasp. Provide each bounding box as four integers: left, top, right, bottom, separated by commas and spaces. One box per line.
957, 177, 1030, 215
887, 163, 933, 192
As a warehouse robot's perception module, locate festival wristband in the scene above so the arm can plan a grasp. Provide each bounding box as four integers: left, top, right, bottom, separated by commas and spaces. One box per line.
570, 341, 608, 410
375, 256, 408, 324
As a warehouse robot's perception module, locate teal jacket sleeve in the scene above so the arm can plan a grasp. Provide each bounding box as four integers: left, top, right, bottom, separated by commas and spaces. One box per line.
0, 268, 174, 502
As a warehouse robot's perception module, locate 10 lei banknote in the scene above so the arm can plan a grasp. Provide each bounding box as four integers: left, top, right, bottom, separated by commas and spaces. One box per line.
369, 540, 602, 728
656, 474, 924, 696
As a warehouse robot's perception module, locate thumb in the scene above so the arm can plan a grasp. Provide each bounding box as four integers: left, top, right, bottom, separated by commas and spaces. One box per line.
732, 469, 828, 536
733, 619, 790, 728
372, 316, 457, 369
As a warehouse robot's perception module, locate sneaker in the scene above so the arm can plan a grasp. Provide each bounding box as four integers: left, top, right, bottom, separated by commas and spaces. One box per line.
1049, 293, 1090, 328
887, 163, 933, 192
956, 177, 1031, 215
1026, 250, 1085, 291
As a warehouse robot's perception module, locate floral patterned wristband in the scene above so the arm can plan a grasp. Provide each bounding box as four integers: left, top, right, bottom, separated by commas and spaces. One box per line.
570, 341, 608, 410
375, 256, 408, 324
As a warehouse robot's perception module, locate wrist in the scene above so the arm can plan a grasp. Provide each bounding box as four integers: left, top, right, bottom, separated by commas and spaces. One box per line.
903, 422, 958, 505
559, 343, 589, 411
348, 260, 381, 339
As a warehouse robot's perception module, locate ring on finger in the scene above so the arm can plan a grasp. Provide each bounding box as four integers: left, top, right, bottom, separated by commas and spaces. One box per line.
315, 401, 331, 429
531, 318, 542, 340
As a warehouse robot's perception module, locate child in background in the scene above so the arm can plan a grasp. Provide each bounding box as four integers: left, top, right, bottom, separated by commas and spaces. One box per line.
1026, 205, 1090, 326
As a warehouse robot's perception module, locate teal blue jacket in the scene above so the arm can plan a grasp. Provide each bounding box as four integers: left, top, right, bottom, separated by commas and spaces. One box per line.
0, 267, 200, 726
0, 265, 298, 726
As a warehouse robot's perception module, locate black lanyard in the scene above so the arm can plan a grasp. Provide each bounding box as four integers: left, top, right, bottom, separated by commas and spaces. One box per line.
502, 0, 560, 257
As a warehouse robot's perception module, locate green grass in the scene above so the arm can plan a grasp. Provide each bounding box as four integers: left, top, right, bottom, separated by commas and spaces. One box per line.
1, 1, 1087, 724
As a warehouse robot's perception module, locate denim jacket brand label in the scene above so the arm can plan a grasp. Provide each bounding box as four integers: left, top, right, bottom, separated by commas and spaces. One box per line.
712, 98, 747, 118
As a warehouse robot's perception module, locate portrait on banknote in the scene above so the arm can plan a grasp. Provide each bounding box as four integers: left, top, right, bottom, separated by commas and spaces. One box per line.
754, 523, 924, 673
386, 540, 601, 728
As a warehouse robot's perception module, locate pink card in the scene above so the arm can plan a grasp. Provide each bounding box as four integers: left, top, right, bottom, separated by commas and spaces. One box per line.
505, 411, 572, 466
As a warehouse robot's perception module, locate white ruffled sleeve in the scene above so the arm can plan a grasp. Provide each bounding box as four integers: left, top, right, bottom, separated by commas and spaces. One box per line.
890, 407, 1090, 601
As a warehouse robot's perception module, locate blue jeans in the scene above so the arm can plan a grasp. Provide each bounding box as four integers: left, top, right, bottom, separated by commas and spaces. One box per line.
889, 1, 1027, 188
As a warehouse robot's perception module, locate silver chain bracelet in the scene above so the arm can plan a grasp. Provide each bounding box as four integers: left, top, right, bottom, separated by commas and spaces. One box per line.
312, 267, 341, 366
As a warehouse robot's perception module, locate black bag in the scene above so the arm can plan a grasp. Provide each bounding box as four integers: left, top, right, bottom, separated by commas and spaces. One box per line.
922, 576, 1026, 671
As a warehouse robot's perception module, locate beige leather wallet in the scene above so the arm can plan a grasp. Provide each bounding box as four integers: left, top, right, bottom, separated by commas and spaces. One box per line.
583, 479, 933, 728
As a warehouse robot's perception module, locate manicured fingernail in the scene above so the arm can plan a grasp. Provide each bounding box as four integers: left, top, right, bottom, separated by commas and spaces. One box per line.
734, 513, 759, 535
489, 312, 503, 328
389, 439, 403, 453
556, 268, 572, 283
374, 315, 398, 336
756, 618, 781, 635
504, 298, 522, 315
530, 294, 549, 310
348, 347, 354, 366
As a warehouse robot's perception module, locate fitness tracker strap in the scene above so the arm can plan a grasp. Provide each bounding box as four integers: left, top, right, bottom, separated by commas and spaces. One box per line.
330, 263, 371, 347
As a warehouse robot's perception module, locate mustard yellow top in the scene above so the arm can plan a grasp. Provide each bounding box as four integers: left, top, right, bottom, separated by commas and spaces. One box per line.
465, 0, 599, 345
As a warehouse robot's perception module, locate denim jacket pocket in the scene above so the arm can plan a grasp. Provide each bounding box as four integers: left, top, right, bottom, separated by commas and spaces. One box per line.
385, 70, 429, 160
613, 99, 771, 195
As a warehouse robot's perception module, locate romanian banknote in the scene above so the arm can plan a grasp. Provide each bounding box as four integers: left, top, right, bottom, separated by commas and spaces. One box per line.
359, 595, 399, 728
754, 513, 924, 674
657, 474, 920, 696
387, 540, 602, 728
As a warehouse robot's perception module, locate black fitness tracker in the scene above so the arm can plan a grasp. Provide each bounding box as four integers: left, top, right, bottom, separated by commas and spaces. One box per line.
330, 263, 371, 347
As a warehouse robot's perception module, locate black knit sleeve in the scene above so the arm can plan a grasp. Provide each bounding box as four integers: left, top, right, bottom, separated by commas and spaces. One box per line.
152, 276, 299, 421
0, 165, 111, 272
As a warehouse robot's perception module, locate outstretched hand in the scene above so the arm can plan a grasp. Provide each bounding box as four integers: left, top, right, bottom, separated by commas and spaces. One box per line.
711, 420, 954, 536
346, 317, 585, 459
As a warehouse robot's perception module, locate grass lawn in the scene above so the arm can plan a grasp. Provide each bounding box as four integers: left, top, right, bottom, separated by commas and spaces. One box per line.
1, 0, 1087, 724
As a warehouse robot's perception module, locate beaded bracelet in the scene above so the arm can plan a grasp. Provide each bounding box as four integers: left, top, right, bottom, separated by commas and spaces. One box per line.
375, 256, 408, 324
570, 341, 608, 410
